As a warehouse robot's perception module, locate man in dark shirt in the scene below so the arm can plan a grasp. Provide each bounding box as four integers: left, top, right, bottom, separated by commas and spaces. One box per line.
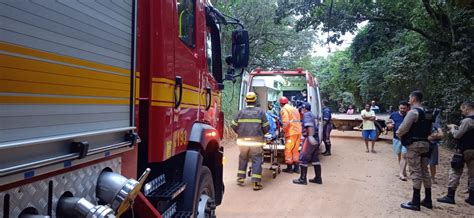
293, 102, 322, 185
387, 101, 410, 181
321, 100, 333, 156
295, 89, 308, 108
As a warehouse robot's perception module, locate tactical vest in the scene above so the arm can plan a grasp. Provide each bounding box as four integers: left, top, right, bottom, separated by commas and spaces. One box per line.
458, 115, 474, 151
401, 108, 432, 146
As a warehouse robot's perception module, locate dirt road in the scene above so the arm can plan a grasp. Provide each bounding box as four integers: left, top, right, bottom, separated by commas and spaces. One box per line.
216, 131, 474, 217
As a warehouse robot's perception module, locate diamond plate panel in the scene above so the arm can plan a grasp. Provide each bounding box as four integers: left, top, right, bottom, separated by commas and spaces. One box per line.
1, 158, 121, 218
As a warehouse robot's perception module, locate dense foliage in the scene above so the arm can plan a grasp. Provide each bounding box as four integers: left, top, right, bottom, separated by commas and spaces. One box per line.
215, 0, 316, 135
275, 0, 474, 123
215, 0, 473, 138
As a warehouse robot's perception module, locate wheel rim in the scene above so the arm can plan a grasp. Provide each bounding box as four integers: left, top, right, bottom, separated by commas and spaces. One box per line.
197, 192, 216, 218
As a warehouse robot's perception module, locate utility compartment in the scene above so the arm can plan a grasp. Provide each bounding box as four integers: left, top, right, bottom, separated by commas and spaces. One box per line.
0, 0, 135, 180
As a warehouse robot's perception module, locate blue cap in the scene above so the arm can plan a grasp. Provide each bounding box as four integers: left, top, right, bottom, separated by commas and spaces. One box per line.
302, 102, 311, 111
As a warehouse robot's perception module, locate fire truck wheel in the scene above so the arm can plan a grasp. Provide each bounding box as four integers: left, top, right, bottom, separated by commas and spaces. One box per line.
196, 166, 216, 218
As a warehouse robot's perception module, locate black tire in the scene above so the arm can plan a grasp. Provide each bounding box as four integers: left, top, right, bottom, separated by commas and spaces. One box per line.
196, 166, 216, 218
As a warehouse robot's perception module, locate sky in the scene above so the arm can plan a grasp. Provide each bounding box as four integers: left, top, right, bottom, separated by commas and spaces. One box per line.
311, 21, 368, 57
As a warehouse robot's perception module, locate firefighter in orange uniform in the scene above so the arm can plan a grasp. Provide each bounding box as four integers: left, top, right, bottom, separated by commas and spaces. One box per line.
279, 96, 302, 173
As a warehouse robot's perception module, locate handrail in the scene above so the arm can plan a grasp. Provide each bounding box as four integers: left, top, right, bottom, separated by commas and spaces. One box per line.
0, 127, 136, 150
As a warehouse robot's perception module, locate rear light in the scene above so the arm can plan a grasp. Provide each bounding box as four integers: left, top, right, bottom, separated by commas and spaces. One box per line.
206, 131, 217, 137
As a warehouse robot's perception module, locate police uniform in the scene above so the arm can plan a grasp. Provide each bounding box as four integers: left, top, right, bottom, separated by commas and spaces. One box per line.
397, 104, 433, 210
321, 106, 333, 156
293, 103, 323, 185
231, 92, 269, 190
438, 115, 474, 205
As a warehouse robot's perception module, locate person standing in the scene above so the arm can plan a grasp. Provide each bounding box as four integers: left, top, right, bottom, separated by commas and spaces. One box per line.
437, 101, 474, 206
397, 90, 433, 211
321, 100, 333, 156
346, 105, 355, 115
279, 96, 302, 173
370, 100, 380, 114
428, 115, 444, 184
386, 101, 410, 181
231, 92, 270, 191
293, 103, 323, 185
361, 103, 377, 153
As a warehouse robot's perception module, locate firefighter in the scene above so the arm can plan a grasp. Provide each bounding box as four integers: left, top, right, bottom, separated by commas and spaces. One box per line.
231, 92, 270, 191
293, 102, 323, 185
279, 96, 302, 173
397, 90, 433, 211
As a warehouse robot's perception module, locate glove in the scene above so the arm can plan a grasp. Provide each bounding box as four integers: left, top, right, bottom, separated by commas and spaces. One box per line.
308, 136, 317, 146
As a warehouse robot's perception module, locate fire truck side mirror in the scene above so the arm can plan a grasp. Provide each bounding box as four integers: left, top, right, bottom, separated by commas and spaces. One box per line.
231, 29, 249, 69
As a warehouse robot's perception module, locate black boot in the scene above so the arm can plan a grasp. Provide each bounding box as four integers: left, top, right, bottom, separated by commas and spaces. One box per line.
465, 189, 474, 205
292, 166, 307, 185
421, 188, 433, 209
309, 165, 322, 184
323, 143, 331, 156
282, 164, 293, 173
293, 162, 300, 173
401, 188, 421, 211
437, 188, 456, 204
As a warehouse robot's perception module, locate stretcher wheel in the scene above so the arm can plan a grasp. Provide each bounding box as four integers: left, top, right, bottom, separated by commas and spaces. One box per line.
272, 171, 277, 179
277, 166, 281, 174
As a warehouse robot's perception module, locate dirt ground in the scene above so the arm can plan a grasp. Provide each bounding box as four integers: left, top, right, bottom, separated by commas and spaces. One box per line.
216, 130, 474, 217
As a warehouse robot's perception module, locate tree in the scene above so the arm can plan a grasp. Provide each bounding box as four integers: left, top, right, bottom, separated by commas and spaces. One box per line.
276, 0, 474, 83
214, 0, 317, 135
216, 0, 316, 69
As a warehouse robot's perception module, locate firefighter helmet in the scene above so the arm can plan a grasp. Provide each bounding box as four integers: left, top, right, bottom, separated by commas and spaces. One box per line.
245, 92, 257, 103
279, 96, 289, 105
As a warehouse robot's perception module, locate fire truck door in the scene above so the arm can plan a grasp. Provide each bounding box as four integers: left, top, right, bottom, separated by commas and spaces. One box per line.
173, 0, 200, 155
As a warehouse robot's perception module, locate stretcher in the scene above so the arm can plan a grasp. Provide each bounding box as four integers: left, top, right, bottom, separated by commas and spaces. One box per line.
263, 134, 284, 178
247, 133, 285, 179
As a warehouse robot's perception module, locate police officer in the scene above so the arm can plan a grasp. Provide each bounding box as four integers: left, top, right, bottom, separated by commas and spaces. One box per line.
437, 101, 474, 206
231, 92, 270, 191
293, 102, 323, 185
397, 91, 433, 211
321, 100, 333, 156
279, 96, 302, 173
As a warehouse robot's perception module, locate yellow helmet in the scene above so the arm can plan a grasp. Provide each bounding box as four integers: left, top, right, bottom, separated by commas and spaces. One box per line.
245, 92, 257, 103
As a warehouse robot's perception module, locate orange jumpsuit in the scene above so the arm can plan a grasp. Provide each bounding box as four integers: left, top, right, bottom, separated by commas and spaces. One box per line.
281, 104, 302, 164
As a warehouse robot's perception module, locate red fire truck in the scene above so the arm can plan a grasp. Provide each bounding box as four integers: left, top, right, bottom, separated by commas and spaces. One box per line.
0, 0, 248, 217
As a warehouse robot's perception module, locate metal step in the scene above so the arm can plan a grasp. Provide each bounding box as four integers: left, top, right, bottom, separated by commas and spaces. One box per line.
173, 211, 193, 218
146, 181, 186, 201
